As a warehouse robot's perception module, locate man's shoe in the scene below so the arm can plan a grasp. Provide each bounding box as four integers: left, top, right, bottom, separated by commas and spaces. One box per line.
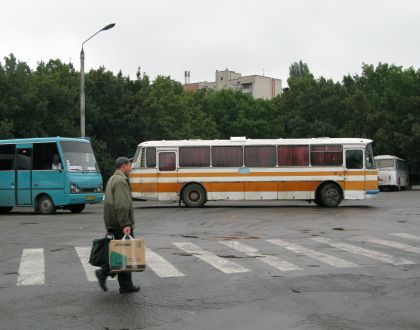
95, 269, 107, 292
119, 286, 141, 294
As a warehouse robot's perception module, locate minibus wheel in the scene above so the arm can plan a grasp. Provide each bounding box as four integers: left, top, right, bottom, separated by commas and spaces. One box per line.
38, 195, 56, 215
181, 183, 207, 207
0, 207, 13, 214
318, 182, 342, 207
68, 204, 86, 214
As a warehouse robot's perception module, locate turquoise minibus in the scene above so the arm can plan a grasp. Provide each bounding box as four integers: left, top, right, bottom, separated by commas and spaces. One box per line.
0, 137, 103, 214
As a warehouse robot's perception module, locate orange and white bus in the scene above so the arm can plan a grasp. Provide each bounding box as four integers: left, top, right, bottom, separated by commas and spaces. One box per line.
129, 137, 379, 207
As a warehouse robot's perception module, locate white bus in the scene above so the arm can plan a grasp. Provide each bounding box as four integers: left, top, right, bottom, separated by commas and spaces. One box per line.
375, 155, 409, 190
130, 137, 379, 207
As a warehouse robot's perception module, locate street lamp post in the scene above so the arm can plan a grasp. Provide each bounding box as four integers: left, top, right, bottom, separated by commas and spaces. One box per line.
80, 23, 115, 137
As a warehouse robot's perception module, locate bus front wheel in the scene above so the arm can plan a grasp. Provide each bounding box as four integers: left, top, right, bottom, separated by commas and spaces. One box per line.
0, 207, 13, 214
317, 183, 342, 207
38, 195, 56, 215
181, 184, 207, 208
68, 204, 86, 214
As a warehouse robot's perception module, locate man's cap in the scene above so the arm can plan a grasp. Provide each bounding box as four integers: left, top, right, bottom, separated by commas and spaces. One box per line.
115, 157, 133, 168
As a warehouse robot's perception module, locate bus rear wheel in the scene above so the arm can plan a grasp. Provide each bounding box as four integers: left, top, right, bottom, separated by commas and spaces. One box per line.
68, 204, 86, 214
38, 195, 56, 215
317, 183, 342, 207
181, 184, 207, 208
0, 207, 13, 214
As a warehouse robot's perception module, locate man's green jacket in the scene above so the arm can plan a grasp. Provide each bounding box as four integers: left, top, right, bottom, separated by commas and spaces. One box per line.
103, 169, 135, 230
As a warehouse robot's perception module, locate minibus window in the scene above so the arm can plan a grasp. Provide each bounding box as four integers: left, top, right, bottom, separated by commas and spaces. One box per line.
159, 152, 176, 171
311, 145, 343, 166
33, 143, 62, 170
146, 147, 156, 168
346, 150, 363, 169
278, 145, 309, 166
61, 141, 98, 172
179, 147, 210, 167
0, 144, 15, 170
365, 144, 375, 169
16, 148, 32, 170
244, 146, 276, 167
212, 146, 243, 167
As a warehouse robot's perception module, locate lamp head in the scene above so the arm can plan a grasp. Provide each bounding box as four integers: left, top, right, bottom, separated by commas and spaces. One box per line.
102, 23, 116, 31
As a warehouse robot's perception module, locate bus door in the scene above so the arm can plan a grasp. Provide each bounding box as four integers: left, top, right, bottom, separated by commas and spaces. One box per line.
0, 144, 16, 207
15, 144, 33, 205
157, 150, 178, 201
344, 148, 364, 199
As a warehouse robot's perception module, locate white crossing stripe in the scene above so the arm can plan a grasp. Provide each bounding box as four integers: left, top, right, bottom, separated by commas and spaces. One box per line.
311, 237, 415, 266
361, 237, 420, 255
173, 242, 250, 274
146, 248, 185, 278
17, 248, 45, 286
390, 233, 420, 241
219, 241, 301, 271
266, 239, 357, 268
75, 247, 115, 282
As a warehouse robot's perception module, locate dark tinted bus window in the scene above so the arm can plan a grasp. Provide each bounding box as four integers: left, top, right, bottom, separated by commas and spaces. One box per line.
311, 145, 343, 166
33, 143, 61, 170
146, 147, 156, 168
16, 148, 32, 170
278, 145, 309, 166
0, 144, 16, 170
212, 146, 243, 167
346, 150, 363, 169
159, 152, 176, 171
244, 146, 276, 167
179, 147, 210, 167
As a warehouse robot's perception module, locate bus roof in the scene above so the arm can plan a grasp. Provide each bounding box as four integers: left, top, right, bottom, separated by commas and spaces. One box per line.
138, 137, 373, 147
0, 137, 91, 145
374, 155, 405, 161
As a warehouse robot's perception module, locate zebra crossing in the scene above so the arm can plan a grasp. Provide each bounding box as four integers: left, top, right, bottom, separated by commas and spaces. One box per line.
7, 232, 420, 287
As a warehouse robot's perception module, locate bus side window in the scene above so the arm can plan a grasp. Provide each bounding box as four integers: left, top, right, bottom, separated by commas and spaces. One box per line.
0, 144, 16, 170
346, 150, 363, 169
33, 143, 62, 170
16, 148, 32, 170
146, 147, 156, 168
159, 152, 176, 171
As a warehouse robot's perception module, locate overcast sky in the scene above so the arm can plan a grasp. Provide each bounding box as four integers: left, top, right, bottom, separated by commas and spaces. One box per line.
1, 0, 419, 85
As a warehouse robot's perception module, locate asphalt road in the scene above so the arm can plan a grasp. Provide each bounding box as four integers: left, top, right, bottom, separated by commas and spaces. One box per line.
1, 191, 420, 330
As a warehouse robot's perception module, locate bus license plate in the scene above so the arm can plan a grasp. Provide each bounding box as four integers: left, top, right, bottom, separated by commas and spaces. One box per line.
86, 196, 96, 201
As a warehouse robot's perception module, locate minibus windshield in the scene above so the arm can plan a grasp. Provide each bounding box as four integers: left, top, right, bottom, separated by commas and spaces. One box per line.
376, 159, 395, 169
60, 141, 98, 172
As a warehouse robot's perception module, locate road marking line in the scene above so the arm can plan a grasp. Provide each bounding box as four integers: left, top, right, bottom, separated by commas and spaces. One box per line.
390, 233, 420, 241
146, 248, 185, 277
219, 241, 301, 271
361, 237, 420, 255
173, 242, 250, 274
266, 239, 357, 268
311, 237, 415, 266
17, 248, 45, 286
75, 247, 115, 282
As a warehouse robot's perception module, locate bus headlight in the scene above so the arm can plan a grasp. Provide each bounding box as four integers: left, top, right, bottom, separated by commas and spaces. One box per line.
95, 184, 103, 193
70, 182, 80, 194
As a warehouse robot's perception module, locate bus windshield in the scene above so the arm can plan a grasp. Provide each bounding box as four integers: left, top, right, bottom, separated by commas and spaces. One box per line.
60, 141, 98, 172
376, 159, 395, 169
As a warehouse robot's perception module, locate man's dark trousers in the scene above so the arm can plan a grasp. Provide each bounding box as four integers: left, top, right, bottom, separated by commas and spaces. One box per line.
100, 228, 134, 290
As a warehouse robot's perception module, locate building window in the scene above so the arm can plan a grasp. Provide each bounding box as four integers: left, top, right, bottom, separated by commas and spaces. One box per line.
278, 145, 309, 166
311, 145, 343, 166
244, 146, 276, 167
146, 147, 156, 168
212, 146, 243, 167
179, 147, 210, 167
0, 144, 15, 171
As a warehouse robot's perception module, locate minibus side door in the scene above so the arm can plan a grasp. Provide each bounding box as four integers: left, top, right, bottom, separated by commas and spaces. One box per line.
0, 144, 16, 207
157, 150, 178, 201
15, 144, 33, 205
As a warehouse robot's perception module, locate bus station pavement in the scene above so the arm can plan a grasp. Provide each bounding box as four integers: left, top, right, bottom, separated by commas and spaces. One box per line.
0, 191, 420, 330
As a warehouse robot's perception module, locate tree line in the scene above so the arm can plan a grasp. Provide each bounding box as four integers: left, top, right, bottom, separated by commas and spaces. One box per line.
1, 54, 419, 183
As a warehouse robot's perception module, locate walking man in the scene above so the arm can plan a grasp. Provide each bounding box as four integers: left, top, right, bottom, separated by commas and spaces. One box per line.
95, 157, 140, 294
